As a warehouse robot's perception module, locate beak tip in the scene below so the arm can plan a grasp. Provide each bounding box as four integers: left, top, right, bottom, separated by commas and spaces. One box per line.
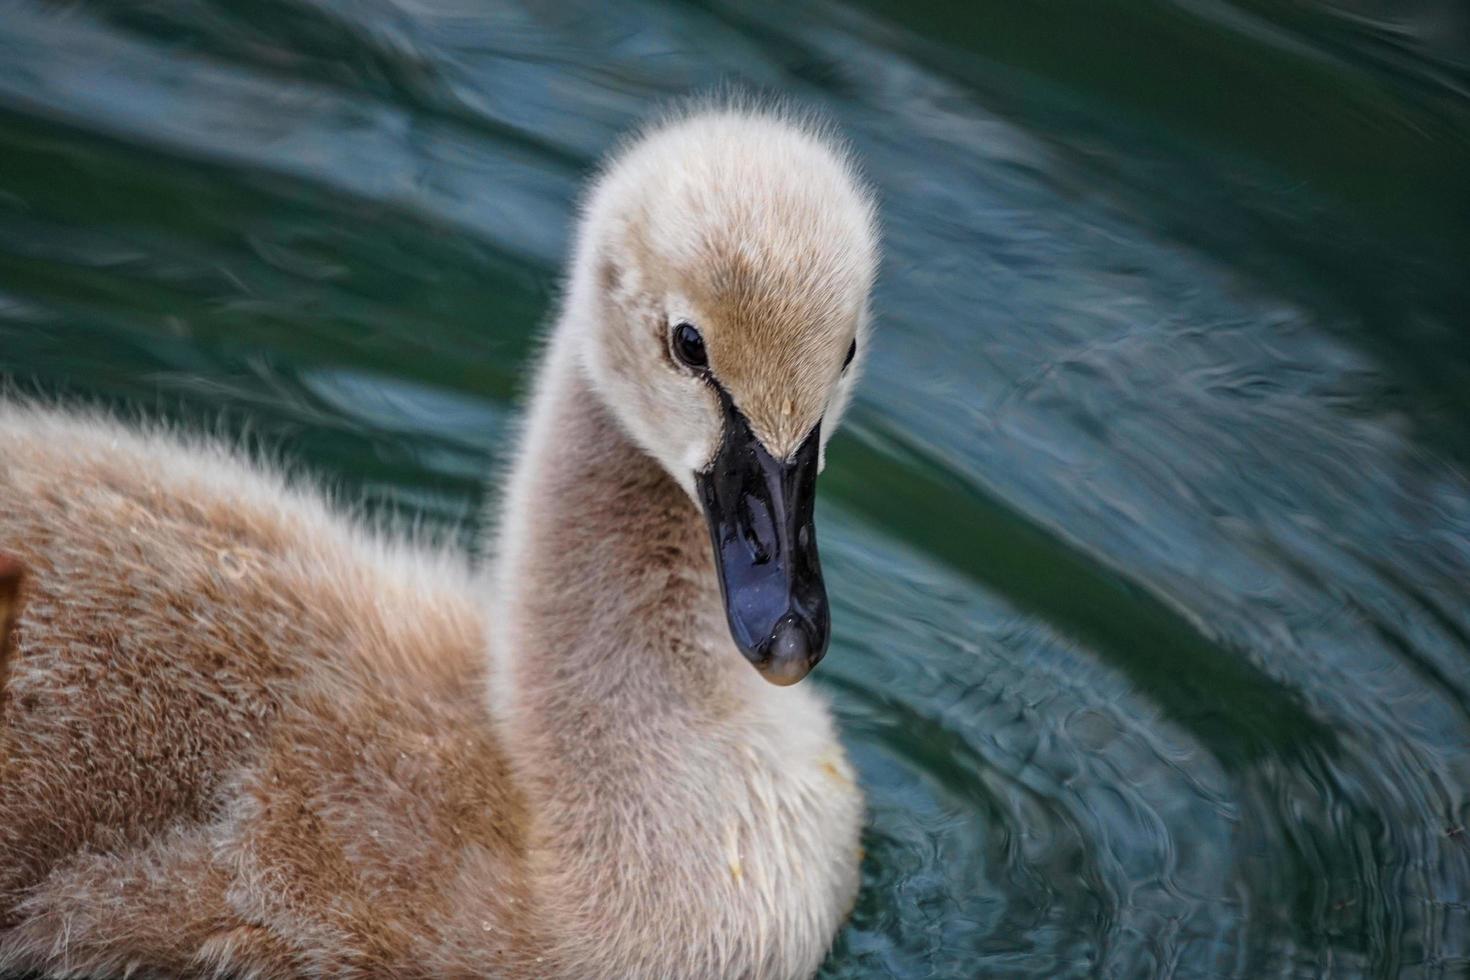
753, 616, 825, 686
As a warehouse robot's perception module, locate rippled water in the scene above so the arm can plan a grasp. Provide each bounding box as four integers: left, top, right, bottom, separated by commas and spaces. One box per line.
3, 0, 1470, 976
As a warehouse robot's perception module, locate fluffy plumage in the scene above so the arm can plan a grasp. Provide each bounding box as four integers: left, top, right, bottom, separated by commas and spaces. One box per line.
0, 557, 19, 689
0, 103, 875, 979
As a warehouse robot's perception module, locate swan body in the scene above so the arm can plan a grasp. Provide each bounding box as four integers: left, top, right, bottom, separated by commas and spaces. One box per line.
0, 104, 878, 978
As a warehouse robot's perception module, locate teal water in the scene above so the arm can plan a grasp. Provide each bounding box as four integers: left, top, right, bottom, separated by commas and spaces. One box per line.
2, 1, 1469, 976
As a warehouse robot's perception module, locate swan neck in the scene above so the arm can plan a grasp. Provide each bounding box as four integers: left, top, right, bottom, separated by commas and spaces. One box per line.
490, 333, 743, 714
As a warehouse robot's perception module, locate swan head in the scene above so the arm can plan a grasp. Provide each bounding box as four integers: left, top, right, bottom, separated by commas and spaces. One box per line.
571, 106, 878, 686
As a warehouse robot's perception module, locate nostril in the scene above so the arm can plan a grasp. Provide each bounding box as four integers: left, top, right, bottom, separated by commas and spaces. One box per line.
742, 524, 770, 564
739, 496, 775, 564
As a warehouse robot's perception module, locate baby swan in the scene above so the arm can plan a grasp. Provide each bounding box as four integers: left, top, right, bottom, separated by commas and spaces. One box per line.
0, 105, 878, 979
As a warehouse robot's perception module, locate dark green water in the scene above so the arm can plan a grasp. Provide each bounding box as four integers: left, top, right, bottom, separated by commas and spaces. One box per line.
3, 0, 1469, 976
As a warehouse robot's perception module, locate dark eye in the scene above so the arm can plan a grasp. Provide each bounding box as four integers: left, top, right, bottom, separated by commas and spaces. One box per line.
672, 322, 708, 371
842, 338, 857, 371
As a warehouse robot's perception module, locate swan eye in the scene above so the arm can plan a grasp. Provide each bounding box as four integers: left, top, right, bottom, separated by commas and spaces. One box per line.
842, 339, 857, 371
672, 322, 708, 371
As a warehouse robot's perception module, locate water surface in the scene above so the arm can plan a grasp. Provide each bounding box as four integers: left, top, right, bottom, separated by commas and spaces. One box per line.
2, 1, 1469, 976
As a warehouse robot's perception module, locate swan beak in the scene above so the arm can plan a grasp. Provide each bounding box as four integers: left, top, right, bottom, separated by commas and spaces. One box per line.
695, 391, 830, 686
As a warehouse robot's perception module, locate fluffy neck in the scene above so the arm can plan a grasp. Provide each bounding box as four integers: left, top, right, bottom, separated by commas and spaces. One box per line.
483, 315, 861, 978
488, 325, 763, 808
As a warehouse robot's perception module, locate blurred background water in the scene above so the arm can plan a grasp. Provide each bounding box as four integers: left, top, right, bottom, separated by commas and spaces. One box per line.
2, 0, 1469, 976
